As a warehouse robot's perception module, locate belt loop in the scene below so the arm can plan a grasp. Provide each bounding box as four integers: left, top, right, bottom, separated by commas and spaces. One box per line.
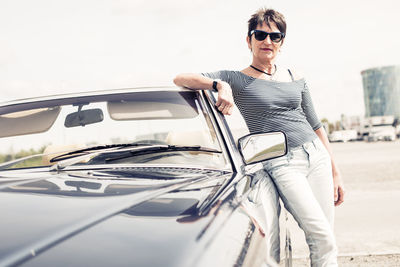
312, 138, 318, 149
302, 141, 310, 153
301, 142, 307, 151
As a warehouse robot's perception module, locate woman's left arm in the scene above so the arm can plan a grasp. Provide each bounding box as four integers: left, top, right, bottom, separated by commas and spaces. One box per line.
295, 72, 345, 206
315, 127, 345, 206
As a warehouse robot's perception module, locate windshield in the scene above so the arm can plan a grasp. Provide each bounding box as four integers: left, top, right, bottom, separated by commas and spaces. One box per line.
0, 90, 228, 170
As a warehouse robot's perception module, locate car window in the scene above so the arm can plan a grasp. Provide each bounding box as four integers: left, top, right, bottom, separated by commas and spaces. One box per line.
224, 105, 250, 145
211, 91, 249, 145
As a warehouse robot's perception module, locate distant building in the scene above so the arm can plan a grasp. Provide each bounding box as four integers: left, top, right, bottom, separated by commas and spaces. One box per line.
361, 65, 400, 118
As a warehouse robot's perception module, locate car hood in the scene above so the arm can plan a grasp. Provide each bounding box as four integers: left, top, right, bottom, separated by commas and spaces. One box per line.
0, 167, 233, 267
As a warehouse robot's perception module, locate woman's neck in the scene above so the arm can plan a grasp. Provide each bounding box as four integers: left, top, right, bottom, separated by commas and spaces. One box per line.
251, 58, 276, 74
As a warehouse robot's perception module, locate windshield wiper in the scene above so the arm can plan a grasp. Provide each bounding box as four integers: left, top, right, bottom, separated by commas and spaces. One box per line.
50, 145, 222, 171
103, 145, 222, 163
0, 143, 157, 171
49, 143, 156, 162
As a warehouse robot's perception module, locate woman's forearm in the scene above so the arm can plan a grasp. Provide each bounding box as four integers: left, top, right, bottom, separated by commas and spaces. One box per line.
315, 126, 345, 205
173, 73, 215, 90
314, 127, 340, 175
173, 73, 234, 115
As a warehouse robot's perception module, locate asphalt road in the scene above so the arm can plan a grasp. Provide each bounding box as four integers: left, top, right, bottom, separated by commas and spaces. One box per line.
280, 140, 400, 265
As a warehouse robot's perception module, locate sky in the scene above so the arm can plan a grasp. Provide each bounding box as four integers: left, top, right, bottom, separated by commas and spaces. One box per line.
1, 0, 399, 121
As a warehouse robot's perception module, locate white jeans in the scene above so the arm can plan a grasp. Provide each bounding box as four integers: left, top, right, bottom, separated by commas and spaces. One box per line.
260, 138, 338, 266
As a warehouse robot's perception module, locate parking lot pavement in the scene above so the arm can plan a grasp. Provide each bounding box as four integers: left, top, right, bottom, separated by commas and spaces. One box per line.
289, 254, 400, 266
279, 140, 400, 263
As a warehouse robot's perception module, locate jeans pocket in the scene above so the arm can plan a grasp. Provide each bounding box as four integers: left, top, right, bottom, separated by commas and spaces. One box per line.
247, 169, 265, 204
315, 142, 331, 161
247, 184, 261, 205
263, 155, 290, 176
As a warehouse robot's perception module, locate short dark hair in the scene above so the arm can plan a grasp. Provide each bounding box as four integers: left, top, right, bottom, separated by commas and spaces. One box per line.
247, 8, 287, 38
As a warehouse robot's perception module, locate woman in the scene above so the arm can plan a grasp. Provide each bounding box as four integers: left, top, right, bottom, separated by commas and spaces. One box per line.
174, 8, 344, 266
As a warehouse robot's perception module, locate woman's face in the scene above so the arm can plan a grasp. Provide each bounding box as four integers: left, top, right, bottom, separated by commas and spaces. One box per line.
247, 21, 284, 63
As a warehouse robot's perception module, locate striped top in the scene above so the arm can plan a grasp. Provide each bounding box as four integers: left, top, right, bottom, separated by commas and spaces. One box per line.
201, 70, 322, 149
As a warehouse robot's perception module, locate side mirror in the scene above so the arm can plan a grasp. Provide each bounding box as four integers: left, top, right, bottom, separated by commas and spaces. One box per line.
238, 131, 287, 165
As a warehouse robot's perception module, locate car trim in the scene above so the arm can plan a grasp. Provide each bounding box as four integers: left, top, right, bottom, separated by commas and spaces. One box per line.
196, 91, 232, 171
202, 90, 245, 175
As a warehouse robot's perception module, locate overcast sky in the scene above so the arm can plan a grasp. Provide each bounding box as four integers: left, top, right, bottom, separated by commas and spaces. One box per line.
1, 0, 399, 121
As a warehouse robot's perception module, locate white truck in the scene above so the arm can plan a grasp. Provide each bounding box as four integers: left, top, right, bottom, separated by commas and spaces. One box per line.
364, 116, 397, 142
329, 130, 358, 142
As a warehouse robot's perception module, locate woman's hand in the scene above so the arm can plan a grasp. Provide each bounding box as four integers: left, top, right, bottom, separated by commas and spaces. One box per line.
173, 74, 234, 115
333, 170, 345, 206
215, 81, 234, 115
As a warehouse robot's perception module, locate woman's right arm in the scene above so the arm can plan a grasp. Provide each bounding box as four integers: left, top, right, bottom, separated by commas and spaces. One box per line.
173, 73, 234, 115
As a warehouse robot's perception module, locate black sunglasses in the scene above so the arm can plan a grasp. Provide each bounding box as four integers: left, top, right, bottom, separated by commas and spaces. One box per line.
250, 30, 285, 43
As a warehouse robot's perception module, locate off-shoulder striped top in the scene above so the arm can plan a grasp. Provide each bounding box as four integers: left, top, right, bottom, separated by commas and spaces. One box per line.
202, 70, 322, 149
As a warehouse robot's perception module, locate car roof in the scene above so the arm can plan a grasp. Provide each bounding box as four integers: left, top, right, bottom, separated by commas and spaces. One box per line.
0, 86, 194, 115
0, 86, 192, 107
